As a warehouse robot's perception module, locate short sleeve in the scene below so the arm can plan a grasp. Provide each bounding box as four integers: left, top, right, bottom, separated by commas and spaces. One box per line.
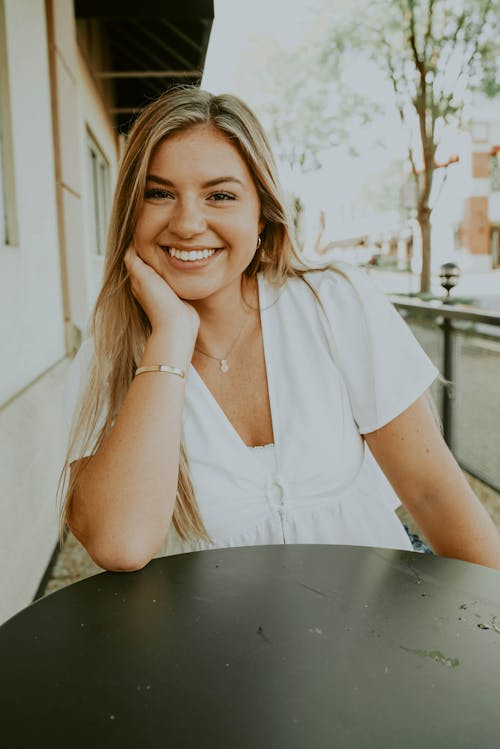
310, 263, 439, 433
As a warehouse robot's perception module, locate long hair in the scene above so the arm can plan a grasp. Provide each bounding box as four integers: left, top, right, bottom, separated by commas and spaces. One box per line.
58, 87, 338, 548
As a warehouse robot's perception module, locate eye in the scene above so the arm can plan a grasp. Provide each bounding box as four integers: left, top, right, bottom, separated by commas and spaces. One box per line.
208, 192, 236, 201
144, 188, 174, 200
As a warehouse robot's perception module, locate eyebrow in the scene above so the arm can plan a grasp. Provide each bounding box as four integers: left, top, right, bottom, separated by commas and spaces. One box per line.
146, 174, 244, 188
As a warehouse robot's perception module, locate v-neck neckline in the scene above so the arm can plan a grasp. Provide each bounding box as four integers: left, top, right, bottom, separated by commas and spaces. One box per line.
188, 274, 278, 452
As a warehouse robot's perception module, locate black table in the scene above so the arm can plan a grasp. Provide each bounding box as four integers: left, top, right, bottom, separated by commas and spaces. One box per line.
2, 545, 500, 748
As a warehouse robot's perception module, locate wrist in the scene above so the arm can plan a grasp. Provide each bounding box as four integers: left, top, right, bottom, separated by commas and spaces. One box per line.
150, 308, 199, 340
143, 329, 195, 370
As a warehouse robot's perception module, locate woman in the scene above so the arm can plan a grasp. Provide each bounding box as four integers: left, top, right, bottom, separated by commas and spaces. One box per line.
62, 87, 500, 571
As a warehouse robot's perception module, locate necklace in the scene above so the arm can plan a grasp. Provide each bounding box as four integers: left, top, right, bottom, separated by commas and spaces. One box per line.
195, 312, 252, 374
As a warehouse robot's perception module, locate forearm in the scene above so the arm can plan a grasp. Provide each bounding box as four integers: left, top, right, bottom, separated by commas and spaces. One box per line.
365, 394, 500, 570
69, 330, 192, 570
406, 471, 500, 570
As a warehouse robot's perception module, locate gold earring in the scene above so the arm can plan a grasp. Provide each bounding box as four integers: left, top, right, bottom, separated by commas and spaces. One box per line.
256, 235, 262, 250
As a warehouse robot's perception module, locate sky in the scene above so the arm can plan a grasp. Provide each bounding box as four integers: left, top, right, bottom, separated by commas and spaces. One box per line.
202, 0, 317, 94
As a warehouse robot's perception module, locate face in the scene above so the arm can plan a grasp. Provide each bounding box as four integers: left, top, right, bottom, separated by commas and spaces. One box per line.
134, 124, 264, 304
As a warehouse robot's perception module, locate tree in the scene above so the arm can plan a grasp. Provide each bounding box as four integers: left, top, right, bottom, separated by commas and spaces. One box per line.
253, 0, 500, 289
322, 0, 500, 292
246, 32, 379, 248
255, 38, 374, 173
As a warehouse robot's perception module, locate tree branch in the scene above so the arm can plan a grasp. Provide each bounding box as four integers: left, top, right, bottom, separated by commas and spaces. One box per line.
423, 0, 436, 61
381, 36, 411, 121
430, 165, 450, 211
451, 1, 494, 98
408, 145, 419, 181
380, 31, 421, 185
407, 0, 425, 75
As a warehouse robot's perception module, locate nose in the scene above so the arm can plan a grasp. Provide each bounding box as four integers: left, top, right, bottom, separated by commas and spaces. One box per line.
168, 197, 207, 239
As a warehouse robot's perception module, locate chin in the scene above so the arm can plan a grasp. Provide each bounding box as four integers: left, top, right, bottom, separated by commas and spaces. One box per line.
172, 281, 219, 302
164, 268, 246, 304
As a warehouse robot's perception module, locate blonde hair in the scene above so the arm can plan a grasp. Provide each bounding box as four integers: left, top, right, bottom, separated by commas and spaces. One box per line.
58, 87, 327, 547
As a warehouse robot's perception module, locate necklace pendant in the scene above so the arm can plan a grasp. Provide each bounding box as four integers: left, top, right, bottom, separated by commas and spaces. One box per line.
220, 359, 229, 373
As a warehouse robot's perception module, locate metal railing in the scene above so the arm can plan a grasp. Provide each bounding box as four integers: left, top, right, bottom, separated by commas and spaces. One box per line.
391, 297, 500, 492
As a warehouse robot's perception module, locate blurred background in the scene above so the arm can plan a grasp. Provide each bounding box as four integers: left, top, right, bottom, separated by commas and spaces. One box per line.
1, 0, 499, 625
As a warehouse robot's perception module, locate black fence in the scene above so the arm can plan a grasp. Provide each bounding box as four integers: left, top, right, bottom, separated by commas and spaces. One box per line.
392, 297, 500, 492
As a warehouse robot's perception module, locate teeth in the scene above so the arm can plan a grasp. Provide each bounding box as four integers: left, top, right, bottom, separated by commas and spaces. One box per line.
167, 248, 217, 261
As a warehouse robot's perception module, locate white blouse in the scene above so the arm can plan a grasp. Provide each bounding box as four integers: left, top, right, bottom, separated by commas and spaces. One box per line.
65, 263, 439, 557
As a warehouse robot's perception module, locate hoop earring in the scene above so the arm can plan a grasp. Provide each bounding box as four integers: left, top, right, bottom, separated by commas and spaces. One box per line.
256, 234, 262, 250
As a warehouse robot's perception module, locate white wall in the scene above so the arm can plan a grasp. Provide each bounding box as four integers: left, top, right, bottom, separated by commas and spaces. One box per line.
0, 0, 65, 402
0, 0, 118, 625
0, 359, 69, 621
0, 0, 66, 624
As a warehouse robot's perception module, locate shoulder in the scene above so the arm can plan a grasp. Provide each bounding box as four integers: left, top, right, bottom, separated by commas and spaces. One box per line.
259, 264, 379, 321
263, 261, 371, 296
260, 261, 358, 293
274, 262, 381, 317
303, 263, 400, 323
303, 261, 376, 295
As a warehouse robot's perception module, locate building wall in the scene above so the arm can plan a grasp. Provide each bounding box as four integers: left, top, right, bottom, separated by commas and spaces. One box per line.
0, 0, 117, 626
76, 44, 118, 307
458, 110, 500, 268
0, 0, 64, 403
0, 0, 65, 625
472, 152, 490, 179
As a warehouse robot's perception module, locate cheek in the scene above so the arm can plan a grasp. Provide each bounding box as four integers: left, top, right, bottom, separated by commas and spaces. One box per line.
134, 209, 162, 247
232, 205, 261, 235
134, 210, 148, 242
133, 220, 158, 265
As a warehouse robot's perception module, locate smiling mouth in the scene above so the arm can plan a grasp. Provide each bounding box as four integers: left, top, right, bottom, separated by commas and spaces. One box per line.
161, 246, 222, 262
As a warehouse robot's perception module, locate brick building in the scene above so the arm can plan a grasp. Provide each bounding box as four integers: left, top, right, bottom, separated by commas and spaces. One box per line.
460, 115, 500, 269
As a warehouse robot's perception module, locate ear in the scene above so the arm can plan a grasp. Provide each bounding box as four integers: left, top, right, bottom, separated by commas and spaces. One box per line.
258, 219, 266, 234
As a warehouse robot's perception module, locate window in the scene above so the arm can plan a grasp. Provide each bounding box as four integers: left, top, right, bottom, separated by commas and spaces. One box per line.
0, 0, 18, 246
87, 131, 111, 255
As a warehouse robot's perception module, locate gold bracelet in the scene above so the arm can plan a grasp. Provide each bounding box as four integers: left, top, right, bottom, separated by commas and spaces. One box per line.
135, 364, 186, 379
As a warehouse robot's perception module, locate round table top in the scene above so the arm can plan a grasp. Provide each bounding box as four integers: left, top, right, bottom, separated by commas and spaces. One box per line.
2, 544, 500, 748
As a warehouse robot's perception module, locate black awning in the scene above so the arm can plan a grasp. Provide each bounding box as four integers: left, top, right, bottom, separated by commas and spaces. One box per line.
74, 0, 214, 132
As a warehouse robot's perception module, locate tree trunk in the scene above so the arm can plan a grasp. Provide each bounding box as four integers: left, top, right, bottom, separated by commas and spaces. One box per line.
292, 195, 305, 252
418, 207, 432, 294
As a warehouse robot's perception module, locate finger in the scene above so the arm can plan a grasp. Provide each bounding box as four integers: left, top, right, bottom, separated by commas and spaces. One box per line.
123, 245, 139, 269
124, 249, 149, 286
123, 249, 145, 301
123, 247, 133, 272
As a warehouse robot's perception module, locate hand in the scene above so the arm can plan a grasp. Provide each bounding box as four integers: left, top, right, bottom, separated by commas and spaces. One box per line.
124, 246, 200, 340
